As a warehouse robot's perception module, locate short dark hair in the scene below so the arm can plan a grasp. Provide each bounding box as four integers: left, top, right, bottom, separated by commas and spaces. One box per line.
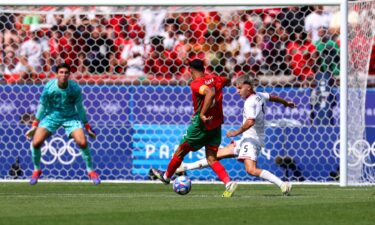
189, 59, 205, 72
56, 63, 71, 73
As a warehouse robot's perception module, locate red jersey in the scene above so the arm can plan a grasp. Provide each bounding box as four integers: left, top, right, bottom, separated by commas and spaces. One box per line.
190, 74, 227, 130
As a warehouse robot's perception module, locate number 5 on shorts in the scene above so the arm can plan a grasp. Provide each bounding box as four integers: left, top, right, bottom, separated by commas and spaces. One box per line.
239, 143, 260, 161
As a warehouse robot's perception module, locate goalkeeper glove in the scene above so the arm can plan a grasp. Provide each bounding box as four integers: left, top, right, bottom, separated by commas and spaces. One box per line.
25, 120, 39, 140
84, 123, 96, 139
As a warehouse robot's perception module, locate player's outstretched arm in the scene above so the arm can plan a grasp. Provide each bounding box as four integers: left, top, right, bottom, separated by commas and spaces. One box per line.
226, 119, 255, 138
269, 95, 296, 108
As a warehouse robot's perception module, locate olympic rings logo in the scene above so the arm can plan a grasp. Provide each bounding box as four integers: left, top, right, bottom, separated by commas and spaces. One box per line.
31, 137, 82, 165
333, 140, 375, 168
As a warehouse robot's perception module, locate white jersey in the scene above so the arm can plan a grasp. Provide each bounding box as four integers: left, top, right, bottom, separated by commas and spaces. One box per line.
242, 92, 270, 147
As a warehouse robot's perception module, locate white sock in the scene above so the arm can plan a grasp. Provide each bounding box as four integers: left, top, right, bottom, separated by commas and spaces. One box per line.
225, 181, 234, 189
175, 158, 209, 173
163, 174, 170, 182
259, 170, 283, 187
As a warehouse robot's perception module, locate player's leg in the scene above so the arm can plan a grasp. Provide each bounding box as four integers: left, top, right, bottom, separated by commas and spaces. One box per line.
29, 127, 50, 185
205, 127, 231, 186
68, 121, 100, 185
150, 120, 204, 184
206, 147, 238, 197
31, 127, 50, 170
239, 141, 283, 184
217, 142, 237, 159
70, 128, 92, 171
166, 142, 191, 177
240, 140, 292, 196
150, 141, 192, 184
205, 148, 229, 184
175, 142, 236, 174
29, 116, 60, 185
205, 127, 238, 197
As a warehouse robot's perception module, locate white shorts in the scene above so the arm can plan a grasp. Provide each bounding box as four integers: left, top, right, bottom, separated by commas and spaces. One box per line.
232, 137, 262, 162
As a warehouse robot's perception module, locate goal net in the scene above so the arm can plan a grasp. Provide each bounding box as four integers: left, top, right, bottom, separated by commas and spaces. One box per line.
0, 3, 373, 184
346, 0, 375, 184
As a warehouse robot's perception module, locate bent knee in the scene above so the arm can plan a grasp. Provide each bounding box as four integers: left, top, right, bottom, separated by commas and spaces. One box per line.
32, 140, 44, 149
76, 140, 88, 148
206, 158, 217, 166
246, 168, 258, 176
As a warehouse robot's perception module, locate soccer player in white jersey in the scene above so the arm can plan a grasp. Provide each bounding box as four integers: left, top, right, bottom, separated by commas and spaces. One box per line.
25, 63, 100, 185
175, 74, 295, 195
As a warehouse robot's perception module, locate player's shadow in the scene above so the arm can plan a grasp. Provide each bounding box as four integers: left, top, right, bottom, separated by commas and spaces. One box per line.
275, 156, 305, 181
262, 193, 298, 197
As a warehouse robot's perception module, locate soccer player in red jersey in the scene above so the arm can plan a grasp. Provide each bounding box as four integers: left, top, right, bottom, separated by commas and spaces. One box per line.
149, 59, 237, 197
175, 75, 295, 196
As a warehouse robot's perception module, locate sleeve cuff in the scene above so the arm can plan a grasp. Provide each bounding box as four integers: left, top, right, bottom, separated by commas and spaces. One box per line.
32, 120, 39, 127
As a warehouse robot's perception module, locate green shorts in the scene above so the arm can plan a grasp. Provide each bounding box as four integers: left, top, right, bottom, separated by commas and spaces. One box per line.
180, 115, 222, 151
39, 115, 83, 137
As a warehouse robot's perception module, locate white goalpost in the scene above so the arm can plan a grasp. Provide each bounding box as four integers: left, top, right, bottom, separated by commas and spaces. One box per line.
339, 0, 348, 187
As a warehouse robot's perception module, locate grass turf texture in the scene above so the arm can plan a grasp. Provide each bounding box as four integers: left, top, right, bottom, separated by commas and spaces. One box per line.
0, 183, 374, 225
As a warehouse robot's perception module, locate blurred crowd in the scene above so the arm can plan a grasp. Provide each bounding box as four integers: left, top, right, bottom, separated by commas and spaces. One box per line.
0, 5, 370, 83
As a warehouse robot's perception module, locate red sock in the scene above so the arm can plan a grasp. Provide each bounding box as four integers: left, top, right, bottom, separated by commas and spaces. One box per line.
211, 161, 231, 185
165, 156, 182, 178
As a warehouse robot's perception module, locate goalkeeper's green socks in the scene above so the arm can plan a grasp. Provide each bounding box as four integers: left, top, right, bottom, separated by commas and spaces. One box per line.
81, 147, 93, 172
31, 146, 42, 170
31, 146, 41, 170
32, 146, 93, 172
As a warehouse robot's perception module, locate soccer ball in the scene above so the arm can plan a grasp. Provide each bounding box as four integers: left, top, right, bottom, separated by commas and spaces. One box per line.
173, 175, 192, 195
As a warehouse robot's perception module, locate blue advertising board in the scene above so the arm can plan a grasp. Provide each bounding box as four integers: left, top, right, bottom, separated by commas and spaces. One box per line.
0, 84, 373, 181
365, 89, 375, 126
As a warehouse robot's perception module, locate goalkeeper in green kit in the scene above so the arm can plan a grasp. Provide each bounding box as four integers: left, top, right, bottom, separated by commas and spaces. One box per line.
25, 63, 100, 185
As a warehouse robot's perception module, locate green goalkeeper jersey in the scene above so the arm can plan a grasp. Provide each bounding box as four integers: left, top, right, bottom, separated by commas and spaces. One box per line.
35, 79, 88, 123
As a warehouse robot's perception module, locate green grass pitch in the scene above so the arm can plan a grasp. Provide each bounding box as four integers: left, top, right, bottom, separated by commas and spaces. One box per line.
0, 182, 374, 225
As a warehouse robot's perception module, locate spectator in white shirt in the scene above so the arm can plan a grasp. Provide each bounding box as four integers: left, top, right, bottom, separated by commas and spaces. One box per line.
120, 35, 146, 78
305, 6, 332, 42
18, 26, 50, 79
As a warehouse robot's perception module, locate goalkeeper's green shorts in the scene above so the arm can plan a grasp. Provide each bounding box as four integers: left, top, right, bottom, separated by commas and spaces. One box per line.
39, 115, 83, 137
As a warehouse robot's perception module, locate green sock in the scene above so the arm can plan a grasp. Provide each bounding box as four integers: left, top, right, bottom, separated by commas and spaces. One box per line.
31, 146, 41, 170
81, 147, 93, 173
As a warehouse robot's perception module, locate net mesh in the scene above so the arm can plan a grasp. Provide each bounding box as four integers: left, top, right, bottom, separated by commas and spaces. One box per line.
347, 0, 375, 184
0, 3, 373, 184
